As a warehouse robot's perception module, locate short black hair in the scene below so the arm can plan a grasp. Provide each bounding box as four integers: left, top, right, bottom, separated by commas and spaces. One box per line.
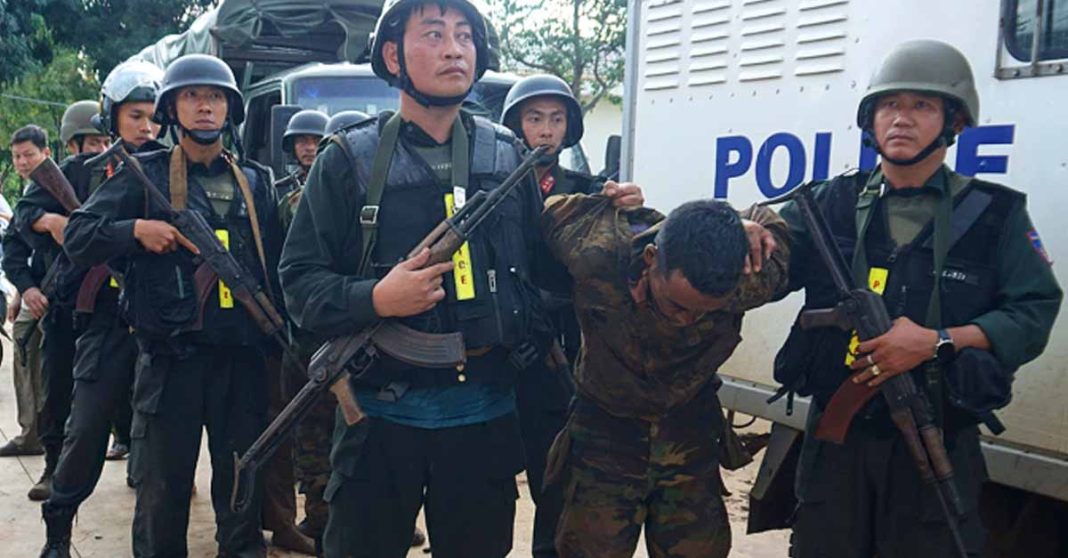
10, 125, 48, 150
657, 200, 747, 297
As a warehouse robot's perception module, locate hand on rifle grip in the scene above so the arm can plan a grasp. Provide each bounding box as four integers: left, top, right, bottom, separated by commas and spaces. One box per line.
371, 247, 453, 318
133, 219, 200, 255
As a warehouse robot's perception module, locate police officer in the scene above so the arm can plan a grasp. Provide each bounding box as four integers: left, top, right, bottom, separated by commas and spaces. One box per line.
278, 0, 550, 555
778, 40, 1062, 557
274, 109, 328, 198
499, 73, 599, 557
501, 74, 601, 201
3, 101, 112, 503
65, 54, 282, 557
277, 110, 371, 230
59, 100, 111, 157
325, 110, 371, 136
36, 59, 165, 557
1, 125, 52, 462
262, 111, 324, 555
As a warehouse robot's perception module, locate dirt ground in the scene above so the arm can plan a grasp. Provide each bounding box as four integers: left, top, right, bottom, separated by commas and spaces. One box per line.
0, 335, 789, 557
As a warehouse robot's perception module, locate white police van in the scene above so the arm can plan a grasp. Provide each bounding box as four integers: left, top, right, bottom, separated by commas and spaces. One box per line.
620, 0, 1068, 547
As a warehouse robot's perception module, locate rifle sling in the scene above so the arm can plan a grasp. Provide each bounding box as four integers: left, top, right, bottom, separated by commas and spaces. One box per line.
168, 146, 271, 291
358, 114, 469, 278
169, 148, 189, 210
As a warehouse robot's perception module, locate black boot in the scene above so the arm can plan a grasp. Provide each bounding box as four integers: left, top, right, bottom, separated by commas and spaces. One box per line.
29, 446, 60, 501
40, 504, 74, 558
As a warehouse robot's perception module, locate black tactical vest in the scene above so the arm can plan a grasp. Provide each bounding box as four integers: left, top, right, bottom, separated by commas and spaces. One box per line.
336, 113, 540, 386
779, 171, 1022, 429
120, 149, 275, 347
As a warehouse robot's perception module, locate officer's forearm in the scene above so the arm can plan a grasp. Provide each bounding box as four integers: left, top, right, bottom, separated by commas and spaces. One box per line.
31, 213, 63, 234
64, 213, 140, 267
946, 324, 990, 352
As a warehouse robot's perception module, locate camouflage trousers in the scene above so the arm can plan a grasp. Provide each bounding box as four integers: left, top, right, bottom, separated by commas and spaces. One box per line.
282, 347, 335, 537
552, 388, 731, 558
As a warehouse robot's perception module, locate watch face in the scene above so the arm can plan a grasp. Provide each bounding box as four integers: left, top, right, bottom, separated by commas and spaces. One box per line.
937, 338, 955, 361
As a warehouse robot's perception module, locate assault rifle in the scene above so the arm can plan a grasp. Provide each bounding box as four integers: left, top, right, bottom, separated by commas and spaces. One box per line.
87, 142, 308, 394
15, 158, 90, 363
761, 183, 968, 558
229, 145, 547, 512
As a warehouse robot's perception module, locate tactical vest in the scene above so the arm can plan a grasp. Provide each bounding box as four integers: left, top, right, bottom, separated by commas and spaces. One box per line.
336, 114, 540, 386
64, 143, 168, 321
778, 171, 1021, 430
121, 148, 274, 347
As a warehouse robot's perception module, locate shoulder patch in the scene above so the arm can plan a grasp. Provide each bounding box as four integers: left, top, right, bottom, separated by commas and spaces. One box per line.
1027, 228, 1053, 265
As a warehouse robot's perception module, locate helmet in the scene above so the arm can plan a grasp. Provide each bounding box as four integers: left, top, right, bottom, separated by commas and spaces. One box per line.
369, 0, 493, 106
60, 100, 105, 144
501, 74, 584, 149
99, 60, 164, 135
325, 110, 371, 135
857, 40, 979, 131
282, 109, 329, 152
153, 54, 245, 127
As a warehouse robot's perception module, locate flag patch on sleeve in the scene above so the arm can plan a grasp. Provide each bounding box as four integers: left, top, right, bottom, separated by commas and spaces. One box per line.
1028, 228, 1053, 265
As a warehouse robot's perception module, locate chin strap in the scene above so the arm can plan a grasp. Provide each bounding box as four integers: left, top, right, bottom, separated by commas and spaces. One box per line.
173, 121, 244, 159
395, 40, 472, 108
863, 103, 960, 167
183, 127, 224, 145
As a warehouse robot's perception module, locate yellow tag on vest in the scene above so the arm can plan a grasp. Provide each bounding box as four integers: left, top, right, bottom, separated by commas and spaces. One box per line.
444, 193, 475, 301
109, 277, 119, 288
844, 267, 890, 365
215, 229, 234, 309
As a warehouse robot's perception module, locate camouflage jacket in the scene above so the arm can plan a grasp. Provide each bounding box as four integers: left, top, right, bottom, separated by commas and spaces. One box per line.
542, 194, 790, 419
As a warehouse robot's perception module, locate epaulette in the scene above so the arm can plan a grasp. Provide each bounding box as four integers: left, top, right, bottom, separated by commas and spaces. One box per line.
965, 175, 1026, 202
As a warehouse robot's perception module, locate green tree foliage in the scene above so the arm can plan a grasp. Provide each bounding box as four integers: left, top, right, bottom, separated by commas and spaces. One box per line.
0, 46, 98, 201
44, 0, 216, 76
489, 0, 626, 113
0, 0, 56, 84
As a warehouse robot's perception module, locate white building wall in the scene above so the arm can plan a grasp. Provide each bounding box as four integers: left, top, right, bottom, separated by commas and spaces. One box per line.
580, 99, 623, 174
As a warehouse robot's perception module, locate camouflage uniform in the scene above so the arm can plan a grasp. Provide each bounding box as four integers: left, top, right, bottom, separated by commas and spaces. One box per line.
282, 330, 335, 537
541, 195, 789, 558
275, 178, 335, 537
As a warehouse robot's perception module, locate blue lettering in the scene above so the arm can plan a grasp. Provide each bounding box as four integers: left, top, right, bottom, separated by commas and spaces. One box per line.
813, 132, 832, 181
858, 132, 878, 171
715, 135, 752, 198
756, 133, 806, 197
956, 125, 1014, 176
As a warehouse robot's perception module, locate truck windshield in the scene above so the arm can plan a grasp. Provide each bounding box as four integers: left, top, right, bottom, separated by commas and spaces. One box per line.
292, 76, 591, 173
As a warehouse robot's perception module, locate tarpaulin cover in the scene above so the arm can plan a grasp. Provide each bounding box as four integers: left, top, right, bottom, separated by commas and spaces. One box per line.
133, 0, 383, 71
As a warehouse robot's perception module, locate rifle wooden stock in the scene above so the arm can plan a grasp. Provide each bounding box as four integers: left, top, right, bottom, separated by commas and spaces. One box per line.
15, 158, 85, 363
29, 158, 81, 213
812, 377, 881, 443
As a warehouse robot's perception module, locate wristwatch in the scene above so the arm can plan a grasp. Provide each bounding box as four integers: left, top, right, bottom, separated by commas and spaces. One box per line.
934, 328, 956, 363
